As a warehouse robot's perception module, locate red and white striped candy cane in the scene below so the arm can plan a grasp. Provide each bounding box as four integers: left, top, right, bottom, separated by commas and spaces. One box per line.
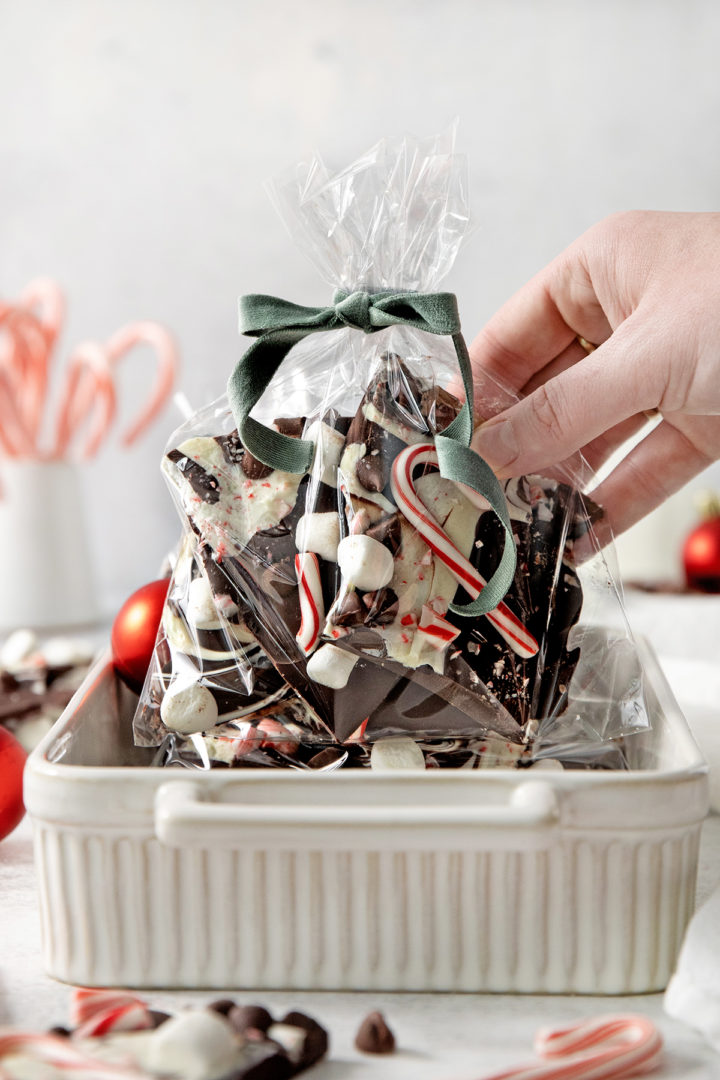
105, 322, 179, 447
70, 988, 152, 1036
390, 444, 538, 659
417, 603, 460, 649
476, 1014, 663, 1080
295, 552, 324, 655
0, 1030, 149, 1080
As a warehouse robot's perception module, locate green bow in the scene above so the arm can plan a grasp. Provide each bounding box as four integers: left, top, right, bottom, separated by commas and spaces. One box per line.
228, 289, 474, 473
226, 288, 516, 616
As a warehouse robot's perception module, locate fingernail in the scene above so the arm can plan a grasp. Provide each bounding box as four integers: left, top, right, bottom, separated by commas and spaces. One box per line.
472, 418, 517, 475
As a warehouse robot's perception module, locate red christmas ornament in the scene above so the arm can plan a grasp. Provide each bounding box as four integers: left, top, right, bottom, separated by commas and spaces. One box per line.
683, 494, 720, 592
0, 726, 27, 841
111, 578, 170, 692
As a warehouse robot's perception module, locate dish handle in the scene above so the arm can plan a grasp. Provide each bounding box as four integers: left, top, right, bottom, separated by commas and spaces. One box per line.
154, 779, 560, 850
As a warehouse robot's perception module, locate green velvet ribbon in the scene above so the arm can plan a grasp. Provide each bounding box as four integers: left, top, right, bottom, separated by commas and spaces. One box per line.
227, 288, 516, 616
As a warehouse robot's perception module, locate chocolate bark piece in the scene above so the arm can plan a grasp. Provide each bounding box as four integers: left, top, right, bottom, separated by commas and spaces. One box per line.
166, 449, 222, 503
216, 431, 273, 480
362, 587, 399, 626
362, 658, 523, 742
278, 1011, 329, 1069
228, 1004, 274, 1034
331, 590, 365, 626
420, 385, 461, 434
306, 746, 347, 769
354, 1011, 396, 1054
447, 475, 585, 727
208, 998, 239, 1016
370, 351, 429, 433
220, 1043, 293, 1080
355, 450, 387, 493
274, 417, 305, 438
162, 424, 343, 730
364, 512, 402, 553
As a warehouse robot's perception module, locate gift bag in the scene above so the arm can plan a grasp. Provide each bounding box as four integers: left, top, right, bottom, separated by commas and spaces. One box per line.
134, 132, 648, 771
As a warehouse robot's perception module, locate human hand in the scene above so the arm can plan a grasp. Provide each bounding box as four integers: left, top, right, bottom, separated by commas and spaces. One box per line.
470, 211, 720, 537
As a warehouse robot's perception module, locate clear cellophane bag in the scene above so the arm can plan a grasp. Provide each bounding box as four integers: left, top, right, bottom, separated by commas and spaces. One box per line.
133, 132, 648, 772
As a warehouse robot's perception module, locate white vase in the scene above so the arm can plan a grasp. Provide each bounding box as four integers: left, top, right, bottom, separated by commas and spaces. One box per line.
0, 461, 99, 630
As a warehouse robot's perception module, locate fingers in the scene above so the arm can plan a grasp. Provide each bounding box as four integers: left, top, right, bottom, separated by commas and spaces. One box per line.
589, 417, 718, 536
577, 413, 655, 474
520, 339, 594, 397
468, 238, 612, 395
471, 320, 659, 478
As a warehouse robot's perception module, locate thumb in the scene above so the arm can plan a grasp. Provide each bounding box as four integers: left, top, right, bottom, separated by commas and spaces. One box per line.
471, 320, 659, 477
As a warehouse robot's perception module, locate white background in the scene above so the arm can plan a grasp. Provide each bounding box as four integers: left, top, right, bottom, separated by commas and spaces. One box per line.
2, 0, 720, 614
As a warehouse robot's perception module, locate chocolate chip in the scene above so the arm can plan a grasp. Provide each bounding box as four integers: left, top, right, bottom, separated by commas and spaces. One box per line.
228, 1004, 274, 1034
332, 591, 366, 627
279, 1011, 328, 1068
241, 452, 273, 480
47, 1026, 70, 1037
354, 1010, 396, 1054
273, 417, 305, 439
365, 513, 402, 554
208, 998, 237, 1016
355, 452, 387, 493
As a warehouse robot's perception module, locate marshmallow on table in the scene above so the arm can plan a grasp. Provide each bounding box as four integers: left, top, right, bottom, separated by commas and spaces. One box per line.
144, 1010, 241, 1080
337, 534, 394, 591
370, 736, 426, 771
306, 643, 358, 688
296, 512, 341, 563
160, 677, 219, 734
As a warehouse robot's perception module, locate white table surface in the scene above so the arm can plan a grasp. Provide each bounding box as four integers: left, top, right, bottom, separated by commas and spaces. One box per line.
3, 591, 720, 1078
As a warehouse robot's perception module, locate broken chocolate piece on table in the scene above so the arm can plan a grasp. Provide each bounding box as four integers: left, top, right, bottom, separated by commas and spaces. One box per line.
148, 353, 589, 767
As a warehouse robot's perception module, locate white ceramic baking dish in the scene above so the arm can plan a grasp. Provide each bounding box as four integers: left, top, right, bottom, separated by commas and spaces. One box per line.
24, 632, 709, 994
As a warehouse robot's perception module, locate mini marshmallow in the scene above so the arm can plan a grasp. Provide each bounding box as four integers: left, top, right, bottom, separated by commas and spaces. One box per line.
186, 575, 220, 628
0, 627, 38, 669
306, 420, 345, 487
144, 1009, 241, 1080
370, 736, 426, 771
160, 677, 219, 734
296, 512, 341, 563
41, 636, 94, 668
337, 534, 394, 592
529, 758, 564, 771
306, 643, 359, 689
